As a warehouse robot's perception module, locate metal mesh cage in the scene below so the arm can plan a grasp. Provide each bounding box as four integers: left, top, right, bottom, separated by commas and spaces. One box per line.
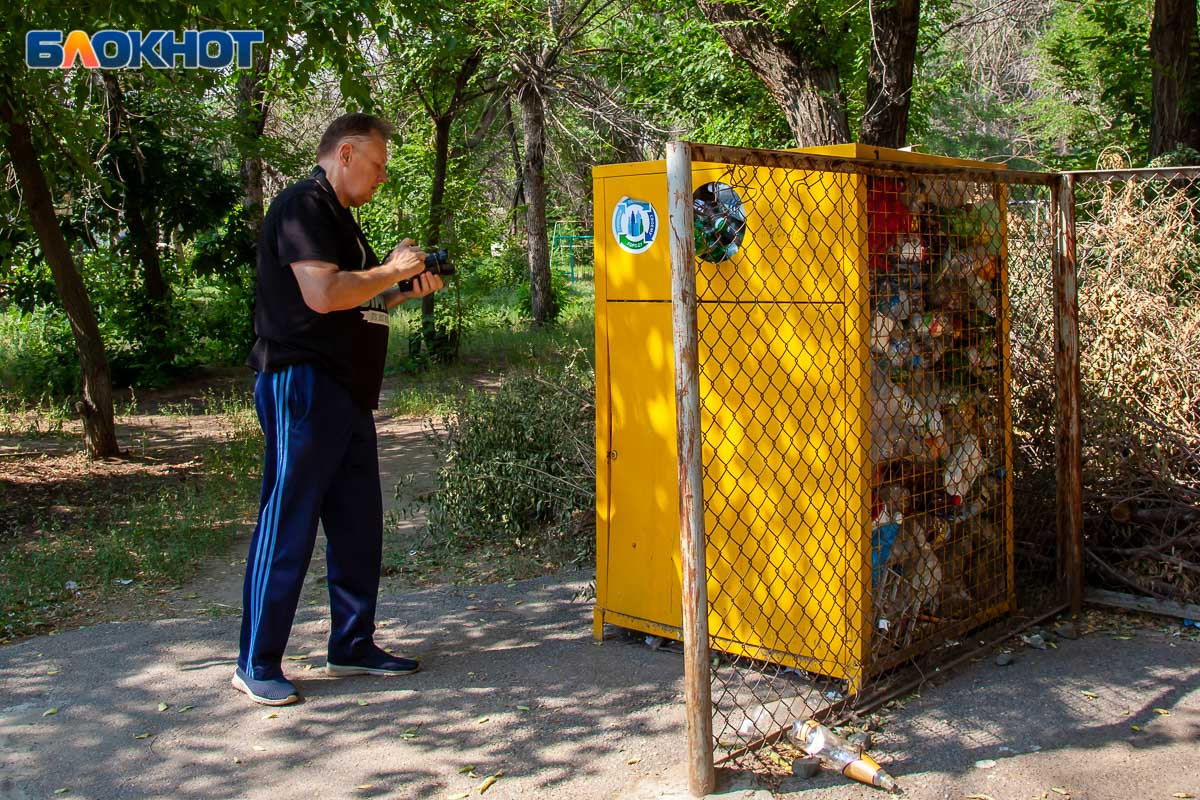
592, 143, 1067, 779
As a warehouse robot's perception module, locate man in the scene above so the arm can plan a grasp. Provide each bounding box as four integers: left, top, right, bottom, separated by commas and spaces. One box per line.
233, 113, 443, 706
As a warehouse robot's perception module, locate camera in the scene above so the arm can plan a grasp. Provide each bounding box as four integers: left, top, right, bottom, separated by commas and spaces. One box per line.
397, 247, 455, 291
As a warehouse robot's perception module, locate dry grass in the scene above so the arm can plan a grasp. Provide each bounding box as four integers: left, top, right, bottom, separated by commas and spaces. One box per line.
1009, 171, 1200, 603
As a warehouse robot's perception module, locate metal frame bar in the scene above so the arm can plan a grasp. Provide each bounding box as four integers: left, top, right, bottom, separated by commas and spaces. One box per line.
1068, 166, 1200, 182
666, 140, 715, 797
1051, 173, 1084, 614
688, 142, 1056, 186
662, 140, 1095, 787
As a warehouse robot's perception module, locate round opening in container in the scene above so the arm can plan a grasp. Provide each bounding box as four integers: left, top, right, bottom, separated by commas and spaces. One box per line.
693, 182, 747, 263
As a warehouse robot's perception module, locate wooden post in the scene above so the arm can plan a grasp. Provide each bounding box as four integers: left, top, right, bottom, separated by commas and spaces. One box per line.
666, 140, 715, 797
1051, 173, 1084, 614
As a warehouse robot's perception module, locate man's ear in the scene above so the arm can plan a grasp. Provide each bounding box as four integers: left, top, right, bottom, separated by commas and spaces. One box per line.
339, 141, 353, 166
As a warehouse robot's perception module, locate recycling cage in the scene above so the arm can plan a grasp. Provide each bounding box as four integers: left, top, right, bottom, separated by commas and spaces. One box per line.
592, 144, 1017, 697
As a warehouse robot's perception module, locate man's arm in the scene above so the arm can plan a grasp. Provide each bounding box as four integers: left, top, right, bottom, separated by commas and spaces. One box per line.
291, 242, 425, 313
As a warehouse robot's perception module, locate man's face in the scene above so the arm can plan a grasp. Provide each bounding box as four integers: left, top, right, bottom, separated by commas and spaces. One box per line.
343, 133, 389, 207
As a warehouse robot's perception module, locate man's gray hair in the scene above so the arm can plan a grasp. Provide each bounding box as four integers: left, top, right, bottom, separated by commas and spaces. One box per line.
317, 113, 394, 158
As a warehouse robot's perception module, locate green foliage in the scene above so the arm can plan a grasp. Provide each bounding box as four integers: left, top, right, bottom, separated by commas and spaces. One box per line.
1031, 0, 1152, 168
0, 305, 79, 399
601, 3, 792, 150
423, 353, 595, 563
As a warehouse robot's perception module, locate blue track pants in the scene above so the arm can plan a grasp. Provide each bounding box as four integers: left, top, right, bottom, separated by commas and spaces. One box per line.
237, 363, 383, 680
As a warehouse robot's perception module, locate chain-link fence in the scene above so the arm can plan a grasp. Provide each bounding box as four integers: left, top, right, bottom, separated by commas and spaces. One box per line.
660, 144, 1067, 778
594, 145, 1198, 791
1066, 168, 1200, 605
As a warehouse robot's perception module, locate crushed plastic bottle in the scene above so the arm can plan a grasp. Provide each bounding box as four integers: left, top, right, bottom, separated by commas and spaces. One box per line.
871, 313, 899, 355
789, 719, 900, 792
870, 362, 946, 462
909, 311, 950, 338
967, 272, 998, 317
944, 432, 985, 501
871, 507, 903, 587
875, 278, 917, 321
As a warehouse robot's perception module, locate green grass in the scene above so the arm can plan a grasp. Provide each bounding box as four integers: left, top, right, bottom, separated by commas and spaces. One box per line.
384, 283, 595, 418
0, 395, 262, 641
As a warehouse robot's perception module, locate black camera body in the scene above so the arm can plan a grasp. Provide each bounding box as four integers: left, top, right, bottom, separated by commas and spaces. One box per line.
397, 247, 455, 292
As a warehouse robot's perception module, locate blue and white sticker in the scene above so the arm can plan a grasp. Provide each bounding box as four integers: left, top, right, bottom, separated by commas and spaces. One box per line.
612, 197, 658, 254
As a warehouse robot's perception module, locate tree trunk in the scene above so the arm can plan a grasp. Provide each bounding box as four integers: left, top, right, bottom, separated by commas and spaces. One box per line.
1150, 0, 1200, 158
99, 72, 166, 307
518, 80, 555, 324
426, 114, 452, 247
0, 95, 120, 457
236, 45, 272, 245
421, 113, 454, 329
860, 0, 920, 148
505, 100, 526, 237
696, 0, 850, 146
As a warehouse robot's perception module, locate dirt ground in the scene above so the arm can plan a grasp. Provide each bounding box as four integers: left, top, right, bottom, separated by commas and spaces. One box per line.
2, 374, 1199, 799
0, 370, 441, 631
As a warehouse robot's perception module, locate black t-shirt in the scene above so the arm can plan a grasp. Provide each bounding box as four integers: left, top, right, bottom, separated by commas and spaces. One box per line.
247, 167, 391, 410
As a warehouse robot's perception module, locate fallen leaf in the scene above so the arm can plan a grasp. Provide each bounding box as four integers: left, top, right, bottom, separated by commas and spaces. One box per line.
134, 733, 152, 740
233, 757, 242, 764
158, 702, 169, 712
53, 789, 69, 795
964, 794, 997, 800
974, 759, 997, 769
627, 757, 641, 765
263, 712, 278, 720
47, 668, 60, 675
476, 716, 489, 724
458, 765, 476, 774
1171, 793, 1194, 798
1153, 708, 1170, 716
43, 708, 58, 717
357, 699, 369, 707
355, 785, 373, 790
449, 794, 470, 800
516, 705, 531, 712
1131, 725, 1142, 731
1080, 690, 1098, 700
477, 772, 504, 794
401, 726, 418, 739
1050, 789, 1070, 796
253, 745, 266, 751
178, 705, 194, 713
514, 600, 524, 606
285, 655, 308, 662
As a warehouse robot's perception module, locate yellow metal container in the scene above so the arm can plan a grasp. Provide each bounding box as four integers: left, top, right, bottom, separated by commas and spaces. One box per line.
593, 144, 1015, 688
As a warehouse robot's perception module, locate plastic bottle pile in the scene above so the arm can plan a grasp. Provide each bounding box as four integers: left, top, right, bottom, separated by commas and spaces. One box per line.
865, 176, 1009, 654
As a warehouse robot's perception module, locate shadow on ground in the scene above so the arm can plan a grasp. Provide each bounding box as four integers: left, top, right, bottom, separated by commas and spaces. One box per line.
1, 574, 1198, 800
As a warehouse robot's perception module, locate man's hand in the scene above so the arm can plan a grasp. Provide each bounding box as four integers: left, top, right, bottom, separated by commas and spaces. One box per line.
385, 238, 425, 282
382, 270, 443, 310
409, 271, 444, 298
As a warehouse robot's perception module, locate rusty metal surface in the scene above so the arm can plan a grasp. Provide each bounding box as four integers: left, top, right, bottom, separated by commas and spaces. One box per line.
666, 140, 715, 797
1051, 174, 1084, 614
688, 142, 1056, 186
1068, 166, 1200, 182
